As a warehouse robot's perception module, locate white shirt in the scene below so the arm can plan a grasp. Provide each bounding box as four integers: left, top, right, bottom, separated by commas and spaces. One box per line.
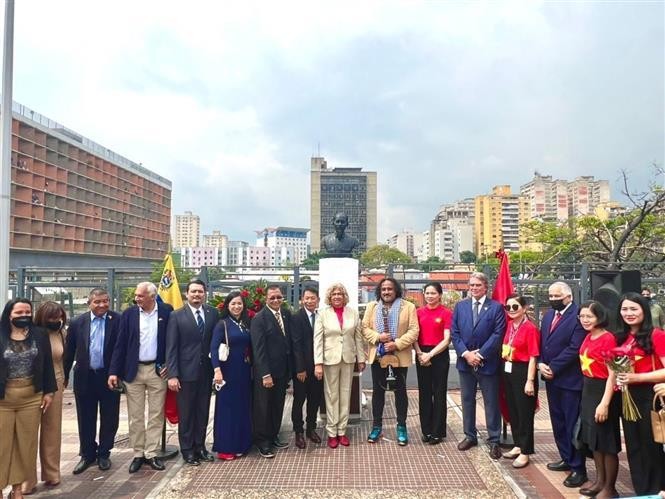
138, 306, 159, 362
187, 303, 204, 325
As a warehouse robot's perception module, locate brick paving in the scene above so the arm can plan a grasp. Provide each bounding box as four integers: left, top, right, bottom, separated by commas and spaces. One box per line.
2, 385, 643, 498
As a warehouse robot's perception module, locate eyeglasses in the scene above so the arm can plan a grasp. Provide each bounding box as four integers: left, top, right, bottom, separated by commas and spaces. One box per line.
504, 304, 521, 312
267, 296, 283, 301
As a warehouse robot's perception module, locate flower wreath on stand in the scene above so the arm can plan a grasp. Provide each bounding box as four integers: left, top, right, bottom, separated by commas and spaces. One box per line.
211, 279, 290, 319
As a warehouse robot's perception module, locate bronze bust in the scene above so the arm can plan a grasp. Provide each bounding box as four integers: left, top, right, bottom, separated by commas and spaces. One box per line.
322, 213, 360, 258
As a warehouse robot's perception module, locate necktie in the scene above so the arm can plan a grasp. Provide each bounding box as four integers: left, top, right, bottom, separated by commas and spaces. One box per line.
196, 309, 204, 334
550, 311, 561, 333
310, 311, 316, 329
275, 311, 285, 335
473, 301, 480, 327
90, 316, 103, 369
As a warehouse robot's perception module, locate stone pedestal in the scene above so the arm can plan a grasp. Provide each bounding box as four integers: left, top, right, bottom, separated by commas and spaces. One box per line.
318, 258, 362, 419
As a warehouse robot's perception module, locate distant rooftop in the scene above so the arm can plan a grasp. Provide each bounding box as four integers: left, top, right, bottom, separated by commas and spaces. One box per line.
11, 101, 171, 189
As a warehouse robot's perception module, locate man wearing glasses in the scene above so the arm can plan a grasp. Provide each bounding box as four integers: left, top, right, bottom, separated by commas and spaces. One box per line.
250, 285, 292, 458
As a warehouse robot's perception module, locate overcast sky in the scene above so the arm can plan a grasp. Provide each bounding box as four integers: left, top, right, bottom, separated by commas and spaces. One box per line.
11, 1, 664, 243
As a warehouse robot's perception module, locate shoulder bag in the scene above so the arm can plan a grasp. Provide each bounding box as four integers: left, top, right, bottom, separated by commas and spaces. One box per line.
218, 320, 230, 362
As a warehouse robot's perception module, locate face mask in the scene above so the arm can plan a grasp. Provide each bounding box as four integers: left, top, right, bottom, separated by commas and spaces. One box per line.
45, 321, 63, 331
11, 316, 32, 329
549, 299, 566, 312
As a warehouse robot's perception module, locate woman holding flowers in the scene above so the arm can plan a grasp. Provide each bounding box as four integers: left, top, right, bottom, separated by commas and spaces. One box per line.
577, 301, 621, 498
210, 291, 253, 460
615, 292, 665, 495
500, 295, 540, 469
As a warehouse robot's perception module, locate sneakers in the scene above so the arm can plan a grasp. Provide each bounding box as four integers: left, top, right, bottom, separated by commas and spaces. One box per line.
338, 435, 350, 446
396, 425, 408, 446
367, 427, 382, 443
327, 436, 339, 449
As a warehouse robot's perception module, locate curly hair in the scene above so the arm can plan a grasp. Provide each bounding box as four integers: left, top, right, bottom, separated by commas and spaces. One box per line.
324, 283, 349, 307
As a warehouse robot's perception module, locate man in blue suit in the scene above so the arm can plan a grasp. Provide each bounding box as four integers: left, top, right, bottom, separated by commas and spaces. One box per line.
108, 282, 173, 474
539, 281, 587, 488
452, 272, 506, 460
64, 288, 121, 474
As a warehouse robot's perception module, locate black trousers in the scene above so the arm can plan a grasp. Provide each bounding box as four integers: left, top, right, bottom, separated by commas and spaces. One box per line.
502, 361, 538, 454
622, 383, 665, 495
177, 363, 213, 456
291, 371, 323, 433
371, 361, 408, 427
253, 373, 288, 448
74, 369, 120, 461
415, 347, 449, 438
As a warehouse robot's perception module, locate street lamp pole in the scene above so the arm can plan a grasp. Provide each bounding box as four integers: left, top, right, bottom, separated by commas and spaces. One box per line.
0, 0, 15, 302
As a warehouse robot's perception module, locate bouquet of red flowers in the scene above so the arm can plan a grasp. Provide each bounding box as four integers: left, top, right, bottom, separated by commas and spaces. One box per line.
602, 343, 641, 421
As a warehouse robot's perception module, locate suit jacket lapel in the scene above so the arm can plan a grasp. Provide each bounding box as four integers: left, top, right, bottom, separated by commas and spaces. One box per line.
103, 313, 113, 353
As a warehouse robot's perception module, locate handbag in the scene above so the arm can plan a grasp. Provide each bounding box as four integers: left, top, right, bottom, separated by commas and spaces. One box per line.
651, 394, 665, 444
218, 320, 230, 362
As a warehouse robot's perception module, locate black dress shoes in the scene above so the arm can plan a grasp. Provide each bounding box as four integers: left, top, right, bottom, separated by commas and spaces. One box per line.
546, 459, 571, 472
73, 458, 95, 475
184, 454, 200, 466
488, 444, 502, 460
563, 471, 588, 488
97, 457, 111, 471
295, 432, 306, 449
257, 446, 275, 459
128, 457, 144, 474
457, 438, 478, 451
146, 457, 165, 470
196, 450, 215, 462
428, 436, 443, 445
306, 430, 321, 444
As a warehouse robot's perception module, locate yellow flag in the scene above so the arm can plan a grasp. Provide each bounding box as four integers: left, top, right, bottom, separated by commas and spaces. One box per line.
158, 254, 183, 309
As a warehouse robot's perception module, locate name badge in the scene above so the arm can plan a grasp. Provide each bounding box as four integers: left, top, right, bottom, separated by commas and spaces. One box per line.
504, 361, 513, 374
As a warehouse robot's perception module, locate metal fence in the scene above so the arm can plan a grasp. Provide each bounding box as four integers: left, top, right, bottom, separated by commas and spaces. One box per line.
9, 261, 665, 322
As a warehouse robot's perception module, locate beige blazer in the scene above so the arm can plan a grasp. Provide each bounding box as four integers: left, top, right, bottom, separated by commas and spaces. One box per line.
362, 299, 419, 367
314, 306, 367, 366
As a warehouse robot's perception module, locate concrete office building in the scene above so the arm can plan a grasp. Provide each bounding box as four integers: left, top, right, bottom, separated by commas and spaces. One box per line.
9, 102, 171, 268
310, 156, 377, 253
173, 211, 200, 248
255, 226, 309, 264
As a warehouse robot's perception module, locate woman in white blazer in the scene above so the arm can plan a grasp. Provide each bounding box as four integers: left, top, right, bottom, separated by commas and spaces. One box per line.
314, 283, 366, 448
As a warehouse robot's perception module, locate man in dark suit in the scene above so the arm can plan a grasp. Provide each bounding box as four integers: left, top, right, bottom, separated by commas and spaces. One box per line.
166, 279, 219, 466
108, 282, 172, 474
451, 272, 506, 460
64, 288, 121, 474
290, 286, 323, 449
539, 281, 587, 488
250, 285, 292, 458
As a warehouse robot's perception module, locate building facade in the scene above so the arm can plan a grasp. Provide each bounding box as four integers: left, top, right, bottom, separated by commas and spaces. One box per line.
174, 211, 200, 248
310, 156, 377, 253
255, 226, 309, 264
10, 102, 171, 268
474, 185, 529, 255
387, 229, 423, 259
202, 229, 228, 248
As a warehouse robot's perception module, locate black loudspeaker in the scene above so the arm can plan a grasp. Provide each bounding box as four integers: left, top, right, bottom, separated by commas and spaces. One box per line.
590, 270, 642, 331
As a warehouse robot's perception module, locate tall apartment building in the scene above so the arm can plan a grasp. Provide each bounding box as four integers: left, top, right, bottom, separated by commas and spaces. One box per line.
310, 156, 377, 253
428, 198, 475, 260
9, 102, 171, 268
474, 185, 529, 255
520, 173, 610, 221
387, 229, 422, 259
255, 226, 309, 265
202, 230, 228, 248
174, 211, 200, 248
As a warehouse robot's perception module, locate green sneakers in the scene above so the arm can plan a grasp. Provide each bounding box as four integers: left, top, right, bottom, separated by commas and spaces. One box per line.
396, 425, 408, 446
367, 427, 382, 443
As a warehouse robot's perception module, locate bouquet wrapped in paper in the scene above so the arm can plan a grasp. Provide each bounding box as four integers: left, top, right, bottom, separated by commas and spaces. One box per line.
602, 343, 641, 422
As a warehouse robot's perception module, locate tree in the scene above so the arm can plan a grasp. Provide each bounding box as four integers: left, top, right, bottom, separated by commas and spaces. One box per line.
360, 245, 412, 267
422, 256, 447, 272
301, 251, 324, 269
459, 251, 477, 264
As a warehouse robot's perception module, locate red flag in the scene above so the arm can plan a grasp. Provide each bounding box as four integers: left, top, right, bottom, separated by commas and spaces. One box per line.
492, 249, 515, 424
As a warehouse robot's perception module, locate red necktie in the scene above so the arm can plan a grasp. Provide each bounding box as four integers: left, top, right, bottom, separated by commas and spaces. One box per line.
549, 312, 561, 333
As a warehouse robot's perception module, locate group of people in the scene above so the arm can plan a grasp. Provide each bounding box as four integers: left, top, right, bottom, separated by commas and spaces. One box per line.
1, 276, 664, 499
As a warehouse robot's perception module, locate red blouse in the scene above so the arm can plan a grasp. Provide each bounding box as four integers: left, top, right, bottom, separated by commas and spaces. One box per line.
417, 305, 452, 347
501, 319, 540, 362
623, 328, 665, 374
579, 331, 616, 379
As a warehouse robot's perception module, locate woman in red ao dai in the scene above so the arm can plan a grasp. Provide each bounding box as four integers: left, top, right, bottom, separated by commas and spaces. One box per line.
500, 295, 540, 468
577, 301, 621, 499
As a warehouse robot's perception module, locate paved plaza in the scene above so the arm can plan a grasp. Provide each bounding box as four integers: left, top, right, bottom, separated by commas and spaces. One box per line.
8, 386, 639, 499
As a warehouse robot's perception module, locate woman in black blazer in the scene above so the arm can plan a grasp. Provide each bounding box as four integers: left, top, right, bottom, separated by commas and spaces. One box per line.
0, 298, 57, 499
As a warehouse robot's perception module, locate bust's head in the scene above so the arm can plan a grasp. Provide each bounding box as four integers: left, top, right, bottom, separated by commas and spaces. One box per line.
333, 213, 348, 235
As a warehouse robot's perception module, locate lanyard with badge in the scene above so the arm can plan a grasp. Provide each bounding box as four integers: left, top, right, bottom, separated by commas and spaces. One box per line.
504, 320, 524, 374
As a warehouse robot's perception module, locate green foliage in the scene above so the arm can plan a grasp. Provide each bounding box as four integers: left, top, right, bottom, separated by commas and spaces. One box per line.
421, 256, 447, 272
459, 251, 477, 264
209, 279, 290, 318
301, 251, 324, 269
149, 260, 196, 284
359, 245, 413, 267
